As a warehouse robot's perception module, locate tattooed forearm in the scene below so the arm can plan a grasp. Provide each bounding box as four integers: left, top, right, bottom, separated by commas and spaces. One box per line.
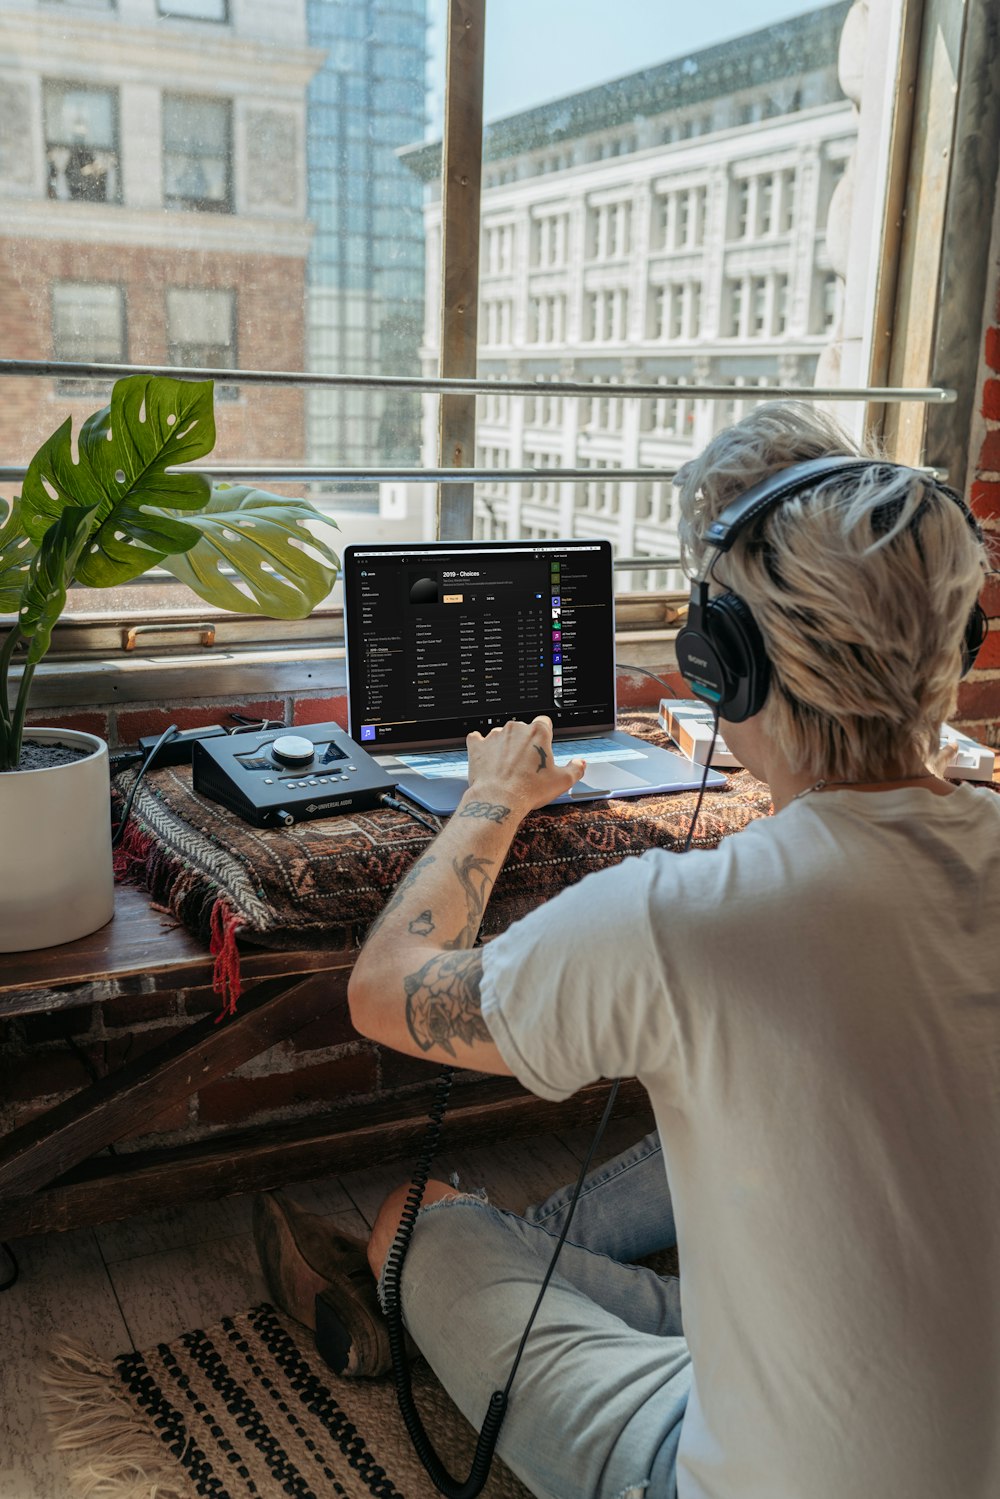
366, 855, 436, 940
534, 743, 548, 772
404, 950, 489, 1056
458, 800, 511, 825
443, 852, 494, 951
407, 909, 435, 936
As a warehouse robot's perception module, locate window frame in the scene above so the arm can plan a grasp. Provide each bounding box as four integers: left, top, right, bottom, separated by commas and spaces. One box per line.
6, 0, 995, 695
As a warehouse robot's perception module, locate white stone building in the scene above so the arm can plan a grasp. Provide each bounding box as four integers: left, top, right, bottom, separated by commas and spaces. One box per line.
402, 2, 856, 585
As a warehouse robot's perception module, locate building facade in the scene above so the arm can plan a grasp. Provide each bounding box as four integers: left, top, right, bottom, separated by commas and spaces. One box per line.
403, 2, 855, 586
0, 0, 319, 465
305, 0, 428, 477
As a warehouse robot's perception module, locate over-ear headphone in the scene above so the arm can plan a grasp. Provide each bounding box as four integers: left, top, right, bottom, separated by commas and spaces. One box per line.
675, 457, 988, 723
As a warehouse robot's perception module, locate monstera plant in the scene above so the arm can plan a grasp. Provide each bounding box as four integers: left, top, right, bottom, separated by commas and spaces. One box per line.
0, 374, 339, 953
0, 374, 339, 771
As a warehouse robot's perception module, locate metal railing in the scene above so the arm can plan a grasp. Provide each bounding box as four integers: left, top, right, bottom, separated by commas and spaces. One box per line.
0, 358, 958, 404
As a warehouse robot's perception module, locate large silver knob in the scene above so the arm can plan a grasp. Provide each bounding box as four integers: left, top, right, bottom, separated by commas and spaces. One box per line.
270, 734, 315, 765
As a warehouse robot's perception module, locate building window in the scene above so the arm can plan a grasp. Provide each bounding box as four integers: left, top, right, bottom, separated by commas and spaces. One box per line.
752, 277, 767, 336
163, 94, 232, 212
775, 274, 790, 334
44, 82, 120, 204
727, 278, 745, 337
167, 287, 237, 396
52, 282, 126, 393
735, 178, 750, 238
158, 0, 229, 19
759, 175, 775, 235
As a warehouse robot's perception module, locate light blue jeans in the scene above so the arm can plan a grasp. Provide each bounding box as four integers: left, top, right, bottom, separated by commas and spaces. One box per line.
383, 1130, 691, 1499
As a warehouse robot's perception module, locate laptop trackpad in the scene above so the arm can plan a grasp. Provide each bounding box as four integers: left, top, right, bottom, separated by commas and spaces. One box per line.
574, 762, 647, 791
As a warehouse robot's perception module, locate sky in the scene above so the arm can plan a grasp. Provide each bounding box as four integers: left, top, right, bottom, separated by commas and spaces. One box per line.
425, 0, 829, 130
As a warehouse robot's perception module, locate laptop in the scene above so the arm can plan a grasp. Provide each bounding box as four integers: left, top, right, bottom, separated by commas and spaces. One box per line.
342, 538, 726, 814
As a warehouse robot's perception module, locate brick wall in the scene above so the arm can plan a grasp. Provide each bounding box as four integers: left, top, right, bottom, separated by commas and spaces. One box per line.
25, 666, 679, 753
0, 970, 441, 1153
964, 224, 1000, 747
0, 235, 307, 463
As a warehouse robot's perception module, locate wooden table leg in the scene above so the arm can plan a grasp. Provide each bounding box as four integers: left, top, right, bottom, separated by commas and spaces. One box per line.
0, 969, 340, 1211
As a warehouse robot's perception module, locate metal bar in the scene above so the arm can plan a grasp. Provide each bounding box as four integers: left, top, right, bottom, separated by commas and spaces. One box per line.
0, 359, 957, 404
436, 0, 485, 537
0, 463, 945, 484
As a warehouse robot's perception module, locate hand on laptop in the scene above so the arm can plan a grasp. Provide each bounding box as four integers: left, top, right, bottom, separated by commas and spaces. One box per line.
466, 716, 586, 818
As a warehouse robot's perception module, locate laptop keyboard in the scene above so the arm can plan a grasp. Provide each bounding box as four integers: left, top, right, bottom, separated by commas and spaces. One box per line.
393, 736, 648, 780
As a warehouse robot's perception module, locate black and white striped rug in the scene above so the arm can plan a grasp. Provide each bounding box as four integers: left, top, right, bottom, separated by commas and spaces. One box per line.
45, 1302, 531, 1499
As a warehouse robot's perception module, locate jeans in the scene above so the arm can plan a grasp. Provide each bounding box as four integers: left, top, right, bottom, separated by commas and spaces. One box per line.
382, 1130, 691, 1499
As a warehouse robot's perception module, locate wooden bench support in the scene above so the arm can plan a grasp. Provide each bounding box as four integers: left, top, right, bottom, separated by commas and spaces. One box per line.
0, 1075, 651, 1239
0, 969, 341, 1207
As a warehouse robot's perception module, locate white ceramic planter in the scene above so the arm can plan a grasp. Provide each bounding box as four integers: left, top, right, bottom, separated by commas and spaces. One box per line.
0, 728, 115, 952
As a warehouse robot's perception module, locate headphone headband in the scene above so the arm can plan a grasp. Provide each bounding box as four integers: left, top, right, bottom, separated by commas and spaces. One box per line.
703, 456, 983, 556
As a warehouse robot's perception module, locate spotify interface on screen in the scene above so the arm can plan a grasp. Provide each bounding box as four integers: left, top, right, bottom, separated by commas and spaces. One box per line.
346, 543, 615, 749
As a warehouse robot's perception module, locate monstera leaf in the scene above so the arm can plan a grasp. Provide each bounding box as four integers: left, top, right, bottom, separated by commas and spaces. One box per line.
157, 485, 340, 618
0, 497, 37, 614
19, 506, 96, 666
18, 375, 215, 587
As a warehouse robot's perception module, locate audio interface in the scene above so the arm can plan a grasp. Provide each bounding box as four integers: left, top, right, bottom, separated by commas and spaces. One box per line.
191, 724, 397, 828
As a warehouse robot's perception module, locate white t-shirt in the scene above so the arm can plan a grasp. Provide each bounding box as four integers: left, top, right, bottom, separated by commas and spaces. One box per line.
481, 784, 1000, 1499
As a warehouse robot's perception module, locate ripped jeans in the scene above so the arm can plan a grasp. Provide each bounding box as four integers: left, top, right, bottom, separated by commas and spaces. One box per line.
382, 1129, 691, 1499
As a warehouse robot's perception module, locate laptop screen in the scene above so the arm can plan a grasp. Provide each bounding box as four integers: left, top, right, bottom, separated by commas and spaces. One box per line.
343, 539, 617, 751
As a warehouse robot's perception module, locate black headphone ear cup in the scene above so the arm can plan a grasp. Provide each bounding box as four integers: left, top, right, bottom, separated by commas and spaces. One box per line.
961, 602, 988, 677
705, 592, 771, 722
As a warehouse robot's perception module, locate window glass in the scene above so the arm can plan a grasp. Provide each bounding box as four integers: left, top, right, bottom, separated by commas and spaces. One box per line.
52, 282, 125, 394
163, 95, 232, 212
44, 81, 119, 203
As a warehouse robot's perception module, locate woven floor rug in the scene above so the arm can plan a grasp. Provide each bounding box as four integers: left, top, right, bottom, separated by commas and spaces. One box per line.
46, 1301, 534, 1499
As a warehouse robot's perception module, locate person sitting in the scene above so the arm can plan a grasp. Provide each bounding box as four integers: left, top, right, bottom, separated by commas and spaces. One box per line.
254, 401, 999, 1499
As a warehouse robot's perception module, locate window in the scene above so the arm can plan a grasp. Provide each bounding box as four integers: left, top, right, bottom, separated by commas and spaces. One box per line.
158, 0, 229, 19
751, 277, 767, 336
167, 287, 237, 396
3, 0, 981, 663
163, 94, 232, 212
44, 82, 119, 203
52, 282, 126, 393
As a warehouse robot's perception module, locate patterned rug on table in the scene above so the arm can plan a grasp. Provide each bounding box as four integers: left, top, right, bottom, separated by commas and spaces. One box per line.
112, 711, 773, 1012
46, 1302, 534, 1499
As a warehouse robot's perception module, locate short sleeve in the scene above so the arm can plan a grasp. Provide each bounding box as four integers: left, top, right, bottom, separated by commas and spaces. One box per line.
479, 852, 679, 1101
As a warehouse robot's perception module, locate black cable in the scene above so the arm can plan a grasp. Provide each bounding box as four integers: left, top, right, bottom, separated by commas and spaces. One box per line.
379, 792, 441, 837
111, 723, 179, 850
382, 1069, 620, 1499
616, 661, 680, 699
0, 1241, 18, 1293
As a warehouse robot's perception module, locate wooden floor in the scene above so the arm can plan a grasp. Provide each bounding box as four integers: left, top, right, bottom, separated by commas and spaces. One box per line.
0, 1116, 647, 1499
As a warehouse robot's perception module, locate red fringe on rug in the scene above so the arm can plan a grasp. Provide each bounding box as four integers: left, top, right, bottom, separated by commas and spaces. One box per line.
209, 898, 243, 1021
112, 819, 155, 882
113, 810, 244, 1021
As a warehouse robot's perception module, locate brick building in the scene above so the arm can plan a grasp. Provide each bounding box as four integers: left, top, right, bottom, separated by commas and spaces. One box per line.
0, 0, 320, 464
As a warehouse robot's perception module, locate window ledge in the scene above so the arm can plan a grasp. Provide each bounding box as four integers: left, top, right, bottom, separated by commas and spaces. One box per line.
14, 629, 682, 711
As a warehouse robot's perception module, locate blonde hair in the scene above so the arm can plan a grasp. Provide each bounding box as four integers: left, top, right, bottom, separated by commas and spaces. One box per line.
675, 403, 989, 783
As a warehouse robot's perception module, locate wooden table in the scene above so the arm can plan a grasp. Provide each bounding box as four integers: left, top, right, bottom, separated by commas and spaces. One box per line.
0, 884, 647, 1240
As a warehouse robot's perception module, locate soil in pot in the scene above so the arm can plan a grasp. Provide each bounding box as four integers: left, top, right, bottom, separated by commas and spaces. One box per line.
11, 740, 92, 772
